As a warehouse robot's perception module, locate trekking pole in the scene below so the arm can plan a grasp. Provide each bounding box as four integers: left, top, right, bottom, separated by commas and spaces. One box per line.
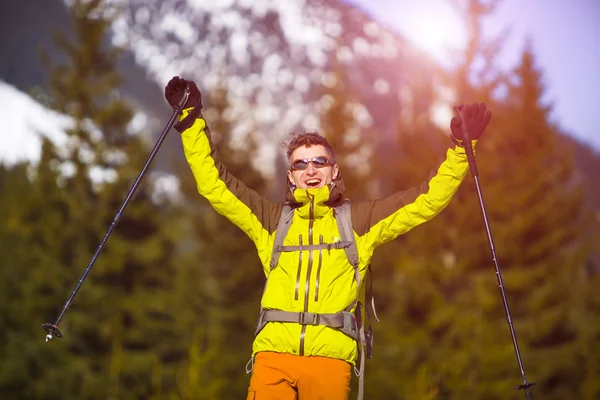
458, 112, 536, 399
42, 86, 190, 342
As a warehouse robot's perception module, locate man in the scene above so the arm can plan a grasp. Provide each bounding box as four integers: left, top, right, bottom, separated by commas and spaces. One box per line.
164, 76, 491, 400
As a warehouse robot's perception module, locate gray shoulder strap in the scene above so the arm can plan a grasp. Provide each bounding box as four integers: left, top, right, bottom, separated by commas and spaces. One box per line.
336, 200, 379, 360
269, 203, 294, 270
335, 200, 360, 285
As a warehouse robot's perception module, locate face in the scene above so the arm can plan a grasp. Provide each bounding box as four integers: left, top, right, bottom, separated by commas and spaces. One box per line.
287, 145, 339, 190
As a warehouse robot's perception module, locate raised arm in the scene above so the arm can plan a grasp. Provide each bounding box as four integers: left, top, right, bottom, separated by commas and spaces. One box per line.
165, 77, 280, 245
354, 103, 492, 251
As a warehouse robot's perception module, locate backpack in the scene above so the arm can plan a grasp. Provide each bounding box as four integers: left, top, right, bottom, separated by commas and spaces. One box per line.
253, 199, 378, 400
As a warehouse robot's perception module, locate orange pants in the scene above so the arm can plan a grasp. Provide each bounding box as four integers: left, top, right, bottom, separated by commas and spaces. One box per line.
246, 351, 352, 400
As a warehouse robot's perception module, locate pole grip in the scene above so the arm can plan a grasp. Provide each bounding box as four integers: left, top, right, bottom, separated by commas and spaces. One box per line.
173, 85, 191, 113
456, 110, 479, 177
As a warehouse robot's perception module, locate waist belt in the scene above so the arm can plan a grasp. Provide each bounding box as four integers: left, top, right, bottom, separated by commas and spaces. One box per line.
257, 310, 359, 341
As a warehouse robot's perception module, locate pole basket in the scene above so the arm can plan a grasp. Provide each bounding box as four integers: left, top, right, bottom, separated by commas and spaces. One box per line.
42, 323, 64, 341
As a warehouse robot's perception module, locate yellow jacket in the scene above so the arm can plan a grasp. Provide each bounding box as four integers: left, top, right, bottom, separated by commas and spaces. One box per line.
180, 113, 470, 364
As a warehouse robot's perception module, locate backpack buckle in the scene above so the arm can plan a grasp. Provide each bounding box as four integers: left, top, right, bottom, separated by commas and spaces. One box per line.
298, 312, 319, 325
336, 311, 359, 341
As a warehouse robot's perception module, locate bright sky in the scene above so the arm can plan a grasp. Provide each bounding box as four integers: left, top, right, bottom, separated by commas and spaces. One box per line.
344, 0, 600, 150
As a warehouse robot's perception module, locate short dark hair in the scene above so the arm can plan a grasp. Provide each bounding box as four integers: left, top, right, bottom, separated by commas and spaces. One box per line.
282, 132, 336, 164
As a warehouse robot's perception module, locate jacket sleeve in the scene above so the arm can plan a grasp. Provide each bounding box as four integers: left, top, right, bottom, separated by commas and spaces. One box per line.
358, 144, 470, 251
179, 110, 280, 245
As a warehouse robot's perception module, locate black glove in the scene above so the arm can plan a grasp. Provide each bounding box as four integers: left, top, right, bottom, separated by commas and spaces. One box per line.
450, 103, 492, 143
164, 76, 202, 111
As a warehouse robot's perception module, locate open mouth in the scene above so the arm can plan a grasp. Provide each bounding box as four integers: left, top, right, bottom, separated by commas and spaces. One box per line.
304, 178, 322, 188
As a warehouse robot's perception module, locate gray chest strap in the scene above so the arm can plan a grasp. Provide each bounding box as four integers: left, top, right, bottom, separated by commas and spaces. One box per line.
274, 240, 353, 253
269, 201, 359, 284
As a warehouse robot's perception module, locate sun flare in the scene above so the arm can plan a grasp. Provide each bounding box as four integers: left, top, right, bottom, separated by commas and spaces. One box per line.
371, 0, 466, 65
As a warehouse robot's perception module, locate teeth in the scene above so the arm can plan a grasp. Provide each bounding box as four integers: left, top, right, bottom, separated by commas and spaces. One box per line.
306, 179, 320, 185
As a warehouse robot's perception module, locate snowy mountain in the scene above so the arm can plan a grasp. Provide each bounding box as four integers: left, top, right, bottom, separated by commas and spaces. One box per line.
115, 0, 430, 112
0, 82, 69, 165
113, 0, 443, 171
1, 0, 439, 172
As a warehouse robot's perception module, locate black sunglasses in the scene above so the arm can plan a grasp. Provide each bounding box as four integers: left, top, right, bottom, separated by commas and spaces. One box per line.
291, 156, 334, 170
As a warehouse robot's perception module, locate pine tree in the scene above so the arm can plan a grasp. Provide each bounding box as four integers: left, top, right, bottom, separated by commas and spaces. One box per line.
317, 55, 376, 199
0, 162, 69, 400
0, 1, 183, 398
371, 25, 594, 400
488, 45, 596, 400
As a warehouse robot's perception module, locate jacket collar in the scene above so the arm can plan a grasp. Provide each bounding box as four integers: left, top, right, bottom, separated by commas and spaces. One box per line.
285, 178, 346, 218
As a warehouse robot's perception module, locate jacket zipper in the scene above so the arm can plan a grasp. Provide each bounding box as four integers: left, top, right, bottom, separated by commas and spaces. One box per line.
314, 235, 323, 302
294, 235, 303, 301
299, 193, 315, 356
